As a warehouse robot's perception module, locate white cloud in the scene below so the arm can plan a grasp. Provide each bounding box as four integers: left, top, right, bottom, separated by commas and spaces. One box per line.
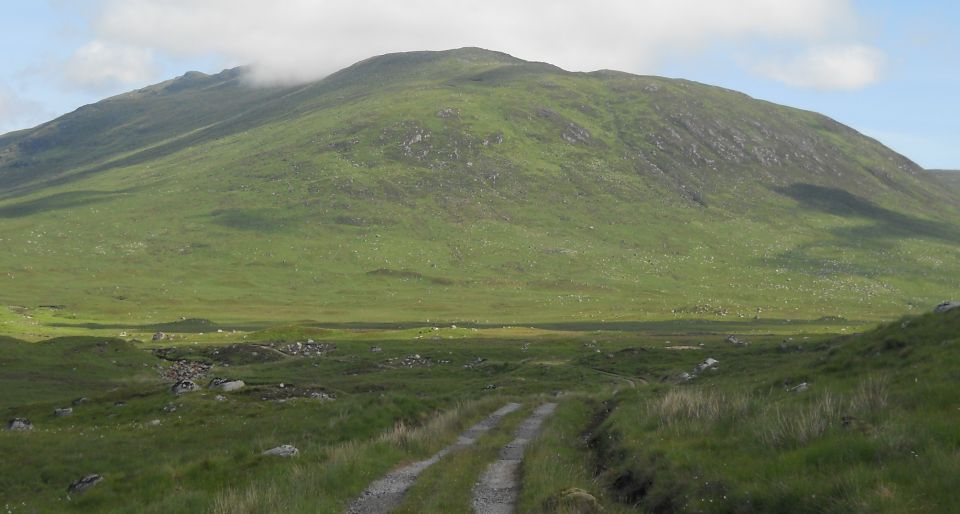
756, 44, 886, 90
0, 85, 53, 134
61, 0, 872, 88
63, 40, 159, 92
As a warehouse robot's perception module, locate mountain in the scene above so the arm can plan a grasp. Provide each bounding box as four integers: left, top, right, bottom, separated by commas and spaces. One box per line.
927, 170, 960, 196
1, 48, 958, 325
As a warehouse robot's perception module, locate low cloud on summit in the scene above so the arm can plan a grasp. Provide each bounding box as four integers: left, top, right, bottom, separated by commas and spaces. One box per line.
68, 0, 885, 90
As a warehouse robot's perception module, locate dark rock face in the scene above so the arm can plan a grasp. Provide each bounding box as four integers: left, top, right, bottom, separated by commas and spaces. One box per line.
67, 474, 103, 495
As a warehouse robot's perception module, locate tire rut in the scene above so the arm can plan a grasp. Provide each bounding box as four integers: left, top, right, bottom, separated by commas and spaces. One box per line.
346, 402, 522, 514
471, 402, 558, 514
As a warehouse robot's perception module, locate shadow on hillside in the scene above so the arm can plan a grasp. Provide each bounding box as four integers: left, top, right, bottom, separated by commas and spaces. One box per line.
0, 190, 120, 218
776, 183, 960, 243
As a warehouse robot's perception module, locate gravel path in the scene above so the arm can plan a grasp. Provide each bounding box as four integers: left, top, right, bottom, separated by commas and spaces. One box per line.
472, 402, 558, 514
346, 402, 522, 514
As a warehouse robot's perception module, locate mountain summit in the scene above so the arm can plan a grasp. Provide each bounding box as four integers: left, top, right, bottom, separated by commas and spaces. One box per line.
0, 48, 957, 323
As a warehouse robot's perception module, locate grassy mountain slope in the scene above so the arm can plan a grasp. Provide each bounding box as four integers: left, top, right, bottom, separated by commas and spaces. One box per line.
927, 170, 960, 197
1, 48, 958, 327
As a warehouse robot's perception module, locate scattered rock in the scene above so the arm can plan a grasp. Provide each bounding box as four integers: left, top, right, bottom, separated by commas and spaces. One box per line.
790, 382, 810, 393
162, 403, 178, 412
147, 419, 161, 427
54, 407, 73, 417
934, 301, 960, 314
67, 474, 103, 495
171, 380, 200, 395
308, 391, 335, 401
7, 418, 33, 431
276, 341, 335, 358
159, 359, 212, 382
725, 335, 749, 347
370, 346, 383, 353
384, 354, 433, 368
562, 122, 591, 144
484, 384, 498, 390
209, 378, 245, 392
113, 401, 126, 408
152, 332, 167, 342
482, 133, 504, 146
437, 107, 459, 119
262, 445, 299, 457
71, 397, 89, 406
215, 395, 227, 402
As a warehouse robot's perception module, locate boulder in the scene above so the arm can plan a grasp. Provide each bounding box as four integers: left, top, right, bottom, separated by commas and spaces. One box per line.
934, 301, 960, 314
171, 379, 200, 395
262, 444, 299, 457
209, 378, 245, 392
54, 407, 73, 417
694, 357, 719, 374
67, 474, 103, 495
7, 418, 33, 431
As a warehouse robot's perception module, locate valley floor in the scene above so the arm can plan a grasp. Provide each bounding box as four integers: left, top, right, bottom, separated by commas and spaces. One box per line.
1, 308, 959, 513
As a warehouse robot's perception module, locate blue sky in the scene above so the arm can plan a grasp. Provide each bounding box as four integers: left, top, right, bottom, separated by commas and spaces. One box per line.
1, 0, 957, 169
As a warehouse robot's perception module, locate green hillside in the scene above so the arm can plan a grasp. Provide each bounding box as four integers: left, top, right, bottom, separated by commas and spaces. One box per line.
1, 48, 958, 329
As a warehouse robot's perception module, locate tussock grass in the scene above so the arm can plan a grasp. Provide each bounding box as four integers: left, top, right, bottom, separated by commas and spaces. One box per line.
211, 398, 504, 514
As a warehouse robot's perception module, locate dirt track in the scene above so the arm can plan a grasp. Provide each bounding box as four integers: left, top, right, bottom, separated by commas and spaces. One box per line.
346, 402, 522, 514
471, 402, 558, 514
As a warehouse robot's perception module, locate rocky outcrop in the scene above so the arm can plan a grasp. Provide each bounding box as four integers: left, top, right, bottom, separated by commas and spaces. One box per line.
7, 418, 32, 431
67, 474, 103, 495
262, 444, 299, 457
934, 301, 960, 314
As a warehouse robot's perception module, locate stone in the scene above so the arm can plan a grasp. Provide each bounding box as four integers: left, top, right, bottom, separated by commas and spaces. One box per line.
934, 301, 960, 314
262, 444, 299, 457
7, 418, 33, 431
152, 332, 167, 341
72, 397, 89, 406
791, 382, 810, 393
215, 395, 227, 401
171, 379, 200, 395
725, 335, 749, 347
209, 378, 245, 392
694, 357, 719, 374
370, 346, 383, 353
67, 474, 103, 495
54, 407, 73, 417
147, 419, 161, 427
